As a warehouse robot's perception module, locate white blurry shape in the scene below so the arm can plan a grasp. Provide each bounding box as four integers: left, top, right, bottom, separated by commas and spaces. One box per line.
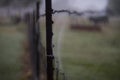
68, 0, 108, 11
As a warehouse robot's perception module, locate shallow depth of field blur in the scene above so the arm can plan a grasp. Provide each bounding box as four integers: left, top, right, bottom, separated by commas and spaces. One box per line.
0, 0, 120, 80
0, 23, 25, 80
52, 14, 120, 80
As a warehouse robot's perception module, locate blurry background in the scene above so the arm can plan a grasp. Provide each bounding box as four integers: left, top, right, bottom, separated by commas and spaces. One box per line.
0, 0, 37, 80
0, 0, 120, 80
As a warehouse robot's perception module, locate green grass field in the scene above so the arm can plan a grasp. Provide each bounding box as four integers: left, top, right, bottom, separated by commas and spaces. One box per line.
0, 18, 120, 80
60, 30, 120, 80
0, 24, 25, 80
53, 18, 120, 80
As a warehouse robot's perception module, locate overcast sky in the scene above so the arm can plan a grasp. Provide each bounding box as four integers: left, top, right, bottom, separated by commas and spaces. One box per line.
41, 0, 108, 13
68, 0, 108, 11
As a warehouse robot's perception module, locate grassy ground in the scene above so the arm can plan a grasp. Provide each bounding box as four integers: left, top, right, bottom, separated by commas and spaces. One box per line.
53, 18, 120, 80
0, 24, 25, 80
0, 17, 120, 80
61, 30, 120, 80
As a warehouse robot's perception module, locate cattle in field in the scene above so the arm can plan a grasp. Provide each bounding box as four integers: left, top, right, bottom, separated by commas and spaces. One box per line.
89, 15, 109, 24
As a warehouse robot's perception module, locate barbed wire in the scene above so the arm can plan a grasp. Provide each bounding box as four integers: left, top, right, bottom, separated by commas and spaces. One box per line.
40, 9, 95, 17
53, 10, 84, 15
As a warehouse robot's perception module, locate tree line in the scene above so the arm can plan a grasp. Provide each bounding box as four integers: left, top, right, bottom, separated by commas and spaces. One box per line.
0, 0, 38, 7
